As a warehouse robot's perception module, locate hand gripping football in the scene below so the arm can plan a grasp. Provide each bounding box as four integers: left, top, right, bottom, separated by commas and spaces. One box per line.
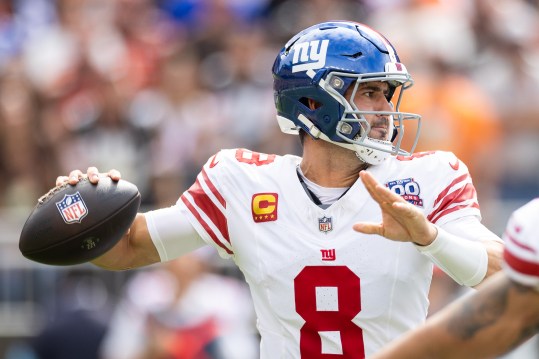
19, 176, 141, 266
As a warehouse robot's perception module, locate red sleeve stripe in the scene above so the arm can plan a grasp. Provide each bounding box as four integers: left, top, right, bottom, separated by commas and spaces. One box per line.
195, 172, 225, 213
428, 183, 479, 223
429, 202, 480, 224
504, 248, 539, 277
432, 174, 469, 208
201, 167, 225, 208
186, 178, 230, 244
504, 230, 537, 254
180, 194, 233, 255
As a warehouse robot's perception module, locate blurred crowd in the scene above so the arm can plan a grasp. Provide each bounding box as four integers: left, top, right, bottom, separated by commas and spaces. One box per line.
1, 0, 539, 213
1, 0, 539, 358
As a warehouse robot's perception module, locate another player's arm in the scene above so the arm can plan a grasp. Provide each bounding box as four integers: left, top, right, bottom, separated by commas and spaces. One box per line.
56, 168, 160, 270
371, 271, 539, 359
353, 170, 503, 285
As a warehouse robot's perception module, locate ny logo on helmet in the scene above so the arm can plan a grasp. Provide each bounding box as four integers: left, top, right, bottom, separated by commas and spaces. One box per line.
292, 40, 329, 73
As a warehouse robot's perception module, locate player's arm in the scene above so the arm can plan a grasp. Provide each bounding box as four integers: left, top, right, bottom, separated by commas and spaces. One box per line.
441, 217, 503, 279
88, 212, 159, 270
371, 271, 539, 359
353, 170, 503, 286
56, 168, 204, 270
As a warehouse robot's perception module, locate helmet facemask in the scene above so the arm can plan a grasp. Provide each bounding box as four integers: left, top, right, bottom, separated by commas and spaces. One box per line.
320, 69, 422, 165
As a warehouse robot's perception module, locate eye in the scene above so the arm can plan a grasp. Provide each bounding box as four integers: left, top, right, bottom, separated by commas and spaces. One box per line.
362, 90, 374, 98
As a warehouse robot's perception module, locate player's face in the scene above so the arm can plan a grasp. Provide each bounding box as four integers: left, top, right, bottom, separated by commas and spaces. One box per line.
346, 81, 393, 141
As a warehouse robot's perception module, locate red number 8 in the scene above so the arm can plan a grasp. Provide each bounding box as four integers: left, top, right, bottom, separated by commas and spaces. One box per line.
295, 266, 365, 358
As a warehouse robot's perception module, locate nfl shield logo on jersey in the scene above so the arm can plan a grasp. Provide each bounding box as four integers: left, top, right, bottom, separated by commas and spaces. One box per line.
56, 192, 88, 224
318, 216, 333, 233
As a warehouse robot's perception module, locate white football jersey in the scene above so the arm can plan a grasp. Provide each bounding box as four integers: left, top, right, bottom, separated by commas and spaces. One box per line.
177, 148, 481, 358
502, 198, 539, 291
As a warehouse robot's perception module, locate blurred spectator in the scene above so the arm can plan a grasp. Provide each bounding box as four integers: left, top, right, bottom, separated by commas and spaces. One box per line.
134, 46, 221, 206
268, 0, 366, 40
0, 60, 43, 208
18, 0, 171, 203
38, 64, 157, 204
111, 0, 173, 96
0, 0, 55, 71
200, 26, 278, 150
159, 0, 270, 55
470, 0, 539, 200
99, 247, 258, 359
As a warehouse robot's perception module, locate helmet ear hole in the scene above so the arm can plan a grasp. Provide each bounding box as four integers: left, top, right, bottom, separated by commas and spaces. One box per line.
300, 97, 322, 110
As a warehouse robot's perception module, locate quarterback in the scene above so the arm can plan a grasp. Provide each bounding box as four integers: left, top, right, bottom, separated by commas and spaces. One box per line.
57, 21, 503, 358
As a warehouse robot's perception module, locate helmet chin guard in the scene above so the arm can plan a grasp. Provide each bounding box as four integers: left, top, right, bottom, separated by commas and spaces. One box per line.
353, 138, 392, 165
272, 21, 422, 165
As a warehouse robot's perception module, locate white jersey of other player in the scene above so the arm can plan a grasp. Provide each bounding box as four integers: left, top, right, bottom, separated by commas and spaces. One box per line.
176, 148, 481, 358
502, 198, 539, 291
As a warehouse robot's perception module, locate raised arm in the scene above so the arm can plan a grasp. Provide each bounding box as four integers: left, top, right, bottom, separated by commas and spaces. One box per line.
353, 170, 503, 285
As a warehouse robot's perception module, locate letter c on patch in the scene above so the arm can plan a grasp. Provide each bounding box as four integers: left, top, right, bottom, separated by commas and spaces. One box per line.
252, 193, 278, 222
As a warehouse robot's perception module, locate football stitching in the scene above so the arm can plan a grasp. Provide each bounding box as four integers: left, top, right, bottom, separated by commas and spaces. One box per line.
38, 177, 90, 205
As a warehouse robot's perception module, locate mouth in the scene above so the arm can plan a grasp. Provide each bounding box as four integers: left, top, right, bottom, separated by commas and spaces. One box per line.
368, 120, 389, 140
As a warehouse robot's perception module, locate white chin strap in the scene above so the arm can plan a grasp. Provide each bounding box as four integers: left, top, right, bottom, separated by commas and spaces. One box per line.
353, 113, 396, 165
353, 138, 392, 165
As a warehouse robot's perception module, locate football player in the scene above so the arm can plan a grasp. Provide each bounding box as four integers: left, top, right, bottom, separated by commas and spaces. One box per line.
57, 21, 503, 358
366, 197, 539, 359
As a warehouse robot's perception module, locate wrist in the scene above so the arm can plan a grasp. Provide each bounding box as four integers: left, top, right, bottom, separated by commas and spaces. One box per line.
413, 223, 438, 247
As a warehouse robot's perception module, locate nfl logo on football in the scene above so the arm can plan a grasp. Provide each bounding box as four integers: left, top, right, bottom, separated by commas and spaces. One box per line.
56, 192, 88, 224
318, 216, 333, 233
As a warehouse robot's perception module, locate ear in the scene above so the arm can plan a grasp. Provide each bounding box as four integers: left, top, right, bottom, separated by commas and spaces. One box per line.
307, 98, 321, 110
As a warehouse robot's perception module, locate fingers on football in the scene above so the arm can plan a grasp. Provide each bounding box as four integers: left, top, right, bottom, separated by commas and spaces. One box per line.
55, 176, 69, 187
87, 167, 100, 183
107, 169, 121, 181
68, 169, 84, 185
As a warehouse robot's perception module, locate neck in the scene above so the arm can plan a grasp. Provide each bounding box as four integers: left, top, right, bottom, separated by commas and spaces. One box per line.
300, 136, 369, 188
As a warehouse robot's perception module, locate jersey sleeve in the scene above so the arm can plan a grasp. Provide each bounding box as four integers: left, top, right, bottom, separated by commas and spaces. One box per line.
176, 150, 234, 259
502, 198, 539, 290
425, 151, 481, 226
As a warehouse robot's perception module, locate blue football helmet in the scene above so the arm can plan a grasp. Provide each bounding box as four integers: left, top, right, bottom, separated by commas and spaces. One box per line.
272, 21, 421, 164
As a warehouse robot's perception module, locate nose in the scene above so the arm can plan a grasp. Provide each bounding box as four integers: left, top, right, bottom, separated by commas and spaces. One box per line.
377, 96, 393, 113
372, 97, 392, 120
